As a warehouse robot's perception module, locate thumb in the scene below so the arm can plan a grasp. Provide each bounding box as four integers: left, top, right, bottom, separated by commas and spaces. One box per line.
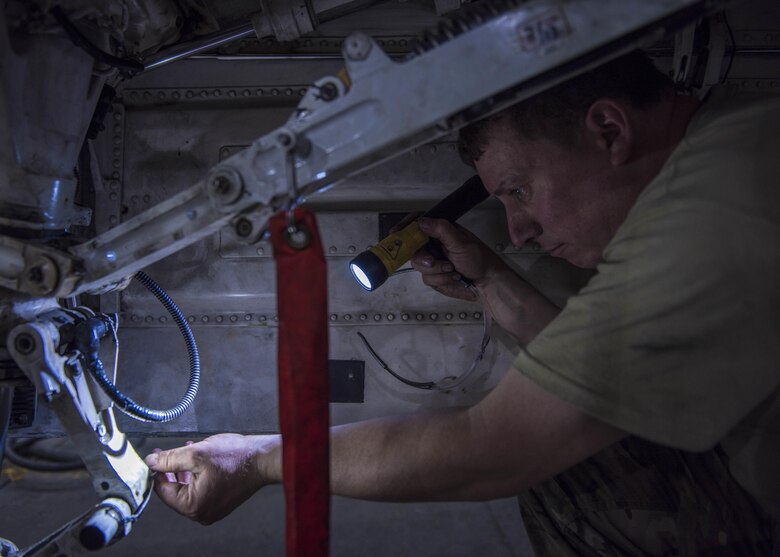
145, 446, 198, 474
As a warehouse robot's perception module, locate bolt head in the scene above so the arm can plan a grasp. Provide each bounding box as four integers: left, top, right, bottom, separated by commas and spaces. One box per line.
319, 82, 339, 101
235, 218, 253, 237
27, 266, 44, 283
211, 176, 230, 193
15, 333, 37, 355
207, 169, 243, 206
344, 32, 372, 61
286, 226, 311, 250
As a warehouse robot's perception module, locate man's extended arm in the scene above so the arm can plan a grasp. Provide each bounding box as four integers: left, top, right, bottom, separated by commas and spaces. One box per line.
146, 369, 624, 524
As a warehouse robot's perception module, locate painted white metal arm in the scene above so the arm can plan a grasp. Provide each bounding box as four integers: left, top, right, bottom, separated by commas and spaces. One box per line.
8, 0, 723, 298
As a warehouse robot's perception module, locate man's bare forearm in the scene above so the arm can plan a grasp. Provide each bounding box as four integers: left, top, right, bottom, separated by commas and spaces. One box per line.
258, 409, 488, 502
475, 265, 560, 345
254, 371, 622, 504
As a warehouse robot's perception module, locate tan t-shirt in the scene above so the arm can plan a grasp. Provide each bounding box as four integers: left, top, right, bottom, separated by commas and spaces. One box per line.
514, 89, 780, 520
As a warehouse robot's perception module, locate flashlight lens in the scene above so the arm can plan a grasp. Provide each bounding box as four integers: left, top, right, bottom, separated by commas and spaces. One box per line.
350, 263, 373, 290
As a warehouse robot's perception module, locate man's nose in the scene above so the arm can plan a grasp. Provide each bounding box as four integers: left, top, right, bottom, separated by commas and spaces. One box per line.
508, 212, 542, 249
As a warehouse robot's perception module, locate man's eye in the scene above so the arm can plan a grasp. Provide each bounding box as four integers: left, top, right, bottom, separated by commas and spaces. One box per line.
511, 186, 530, 200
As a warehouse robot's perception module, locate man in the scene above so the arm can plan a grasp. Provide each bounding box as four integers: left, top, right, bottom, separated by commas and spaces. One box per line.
145, 51, 780, 554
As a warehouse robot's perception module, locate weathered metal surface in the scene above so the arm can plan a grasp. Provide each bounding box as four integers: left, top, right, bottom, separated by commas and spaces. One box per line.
19, 0, 780, 434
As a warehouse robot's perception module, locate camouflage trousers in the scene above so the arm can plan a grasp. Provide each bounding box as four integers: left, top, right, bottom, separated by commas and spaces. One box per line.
519, 437, 777, 556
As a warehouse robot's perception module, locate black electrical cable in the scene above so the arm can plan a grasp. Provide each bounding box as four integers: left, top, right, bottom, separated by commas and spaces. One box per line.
356, 332, 435, 390
4, 439, 84, 472
83, 271, 200, 422
50, 6, 144, 74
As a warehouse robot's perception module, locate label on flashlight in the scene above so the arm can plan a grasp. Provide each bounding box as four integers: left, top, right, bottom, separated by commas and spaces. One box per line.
370, 222, 428, 275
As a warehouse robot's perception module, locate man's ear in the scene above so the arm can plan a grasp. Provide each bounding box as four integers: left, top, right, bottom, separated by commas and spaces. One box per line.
584, 99, 633, 166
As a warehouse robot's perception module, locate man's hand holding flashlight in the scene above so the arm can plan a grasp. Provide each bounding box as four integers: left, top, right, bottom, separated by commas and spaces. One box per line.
414, 217, 559, 345
413, 217, 506, 302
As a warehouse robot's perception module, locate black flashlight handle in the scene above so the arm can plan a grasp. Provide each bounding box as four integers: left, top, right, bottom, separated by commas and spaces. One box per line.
424, 175, 488, 221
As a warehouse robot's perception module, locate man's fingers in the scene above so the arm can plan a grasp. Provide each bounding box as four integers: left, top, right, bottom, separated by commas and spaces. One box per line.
411, 258, 454, 275
435, 286, 477, 302
145, 445, 199, 474
418, 217, 466, 250
419, 269, 462, 288
154, 473, 188, 509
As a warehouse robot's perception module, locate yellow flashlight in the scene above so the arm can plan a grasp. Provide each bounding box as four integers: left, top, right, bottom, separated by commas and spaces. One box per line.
349, 175, 487, 291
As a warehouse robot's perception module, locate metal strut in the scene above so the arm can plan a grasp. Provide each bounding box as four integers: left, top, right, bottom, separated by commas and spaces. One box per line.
0, 0, 728, 299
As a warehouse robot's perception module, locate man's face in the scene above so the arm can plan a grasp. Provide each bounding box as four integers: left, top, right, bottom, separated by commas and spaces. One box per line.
475, 120, 627, 269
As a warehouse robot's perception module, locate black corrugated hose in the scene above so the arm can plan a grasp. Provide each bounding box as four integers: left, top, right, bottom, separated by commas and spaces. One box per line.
82, 271, 200, 422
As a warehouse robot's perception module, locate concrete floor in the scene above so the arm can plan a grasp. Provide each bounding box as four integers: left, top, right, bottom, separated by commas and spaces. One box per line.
0, 439, 535, 556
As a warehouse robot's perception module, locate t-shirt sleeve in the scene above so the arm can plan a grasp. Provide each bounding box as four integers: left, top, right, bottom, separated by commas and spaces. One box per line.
514, 95, 780, 452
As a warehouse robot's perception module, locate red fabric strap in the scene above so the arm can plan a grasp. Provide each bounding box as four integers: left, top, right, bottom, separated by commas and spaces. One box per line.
270, 208, 330, 556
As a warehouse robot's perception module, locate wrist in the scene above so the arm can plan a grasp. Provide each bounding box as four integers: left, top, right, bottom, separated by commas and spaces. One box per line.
249, 434, 283, 487
472, 261, 511, 299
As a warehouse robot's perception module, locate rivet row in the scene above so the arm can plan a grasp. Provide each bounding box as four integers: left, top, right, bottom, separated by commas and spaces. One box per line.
124, 311, 483, 325
103, 104, 124, 232
738, 32, 780, 45
408, 143, 458, 157
244, 241, 522, 256
123, 86, 310, 105
727, 78, 780, 91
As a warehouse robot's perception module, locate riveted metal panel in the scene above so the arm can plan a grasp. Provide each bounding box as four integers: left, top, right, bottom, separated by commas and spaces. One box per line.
82, 0, 780, 434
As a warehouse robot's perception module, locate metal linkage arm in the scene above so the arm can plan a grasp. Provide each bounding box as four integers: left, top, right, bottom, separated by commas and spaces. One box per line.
46, 0, 723, 296
7, 308, 152, 555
